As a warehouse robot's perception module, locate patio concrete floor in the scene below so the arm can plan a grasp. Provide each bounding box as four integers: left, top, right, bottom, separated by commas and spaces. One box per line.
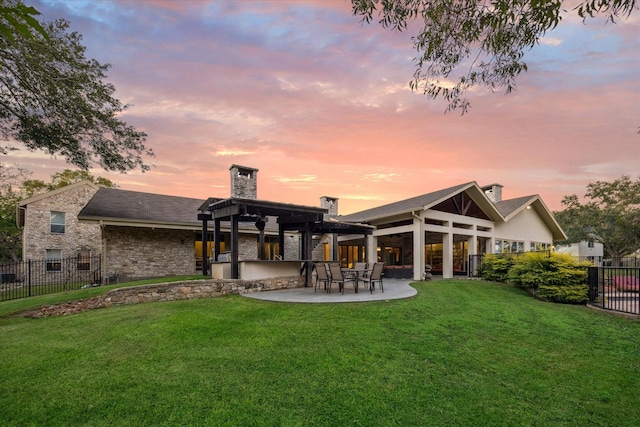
242, 278, 418, 303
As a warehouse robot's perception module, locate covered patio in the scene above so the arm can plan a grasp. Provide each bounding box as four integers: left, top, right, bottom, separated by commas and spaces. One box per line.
202, 197, 374, 286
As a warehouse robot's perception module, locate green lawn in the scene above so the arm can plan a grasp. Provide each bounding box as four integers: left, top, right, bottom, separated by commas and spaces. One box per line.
1, 280, 638, 426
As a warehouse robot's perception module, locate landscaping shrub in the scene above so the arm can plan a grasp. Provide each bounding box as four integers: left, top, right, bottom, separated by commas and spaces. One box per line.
537, 284, 590, 304
480, 252, 591, 304
478, 254, 515, 282
508, 252, 588, 289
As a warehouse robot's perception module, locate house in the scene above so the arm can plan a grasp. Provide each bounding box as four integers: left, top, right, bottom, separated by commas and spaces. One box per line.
556, 241, 604, 263
336, 182, 566, 279
17, 181, 101, 265
17, 165, 567, 283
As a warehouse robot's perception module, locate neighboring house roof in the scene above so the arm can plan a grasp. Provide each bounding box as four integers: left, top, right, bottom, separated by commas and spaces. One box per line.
78, 188, 205, 229
339, 182, 503, 223
16, 180, 99, 227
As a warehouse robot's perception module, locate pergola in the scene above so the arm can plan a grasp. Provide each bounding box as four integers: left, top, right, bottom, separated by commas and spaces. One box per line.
199, 197, 374, 285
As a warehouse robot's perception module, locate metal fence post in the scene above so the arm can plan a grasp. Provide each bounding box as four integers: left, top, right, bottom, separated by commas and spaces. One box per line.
587, 266, 598, 303
27, 259, 32, 297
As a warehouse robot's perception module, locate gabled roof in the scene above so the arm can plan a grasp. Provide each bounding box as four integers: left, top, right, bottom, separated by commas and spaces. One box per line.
496, 195, 567, 240
494, 195, 536, 218
17, 181, 99, 228
340, 182, 503, 223
78, 188, 205, 229
17, 180, 98, 207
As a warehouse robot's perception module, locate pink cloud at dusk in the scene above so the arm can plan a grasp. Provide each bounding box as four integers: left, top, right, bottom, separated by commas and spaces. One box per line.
5, 0, 639, 214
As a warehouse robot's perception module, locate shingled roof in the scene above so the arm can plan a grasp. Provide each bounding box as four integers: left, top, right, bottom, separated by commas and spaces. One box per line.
340, 182, 505, 223
78, 188, 205, 228
494, 195, 537, 218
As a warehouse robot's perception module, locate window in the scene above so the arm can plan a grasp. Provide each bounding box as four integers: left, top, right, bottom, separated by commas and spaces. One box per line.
497, 239, 524, 253
588, 241, 595, 248
77, 250, 91, 271
50, 211, 65, 234
46, 249, 62, 272
530, 242, 550, 251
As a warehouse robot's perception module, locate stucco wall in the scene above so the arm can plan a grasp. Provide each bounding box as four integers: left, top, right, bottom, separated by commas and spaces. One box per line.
22, 184, 101, 260
494, 207, 553, 246
104, 226, 196, 281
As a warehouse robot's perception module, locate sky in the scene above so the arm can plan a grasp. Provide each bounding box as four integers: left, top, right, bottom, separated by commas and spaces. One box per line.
6, 0, 640, 214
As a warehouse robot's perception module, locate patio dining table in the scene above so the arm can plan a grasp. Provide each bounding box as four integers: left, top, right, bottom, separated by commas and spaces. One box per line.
341, 267, 373, 293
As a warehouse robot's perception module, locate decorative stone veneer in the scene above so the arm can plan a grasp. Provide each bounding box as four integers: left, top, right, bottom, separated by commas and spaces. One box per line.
98, 276, 304, 308
238, 234, 258, 259
104, 226, 196, 281
22, 183, 101, 260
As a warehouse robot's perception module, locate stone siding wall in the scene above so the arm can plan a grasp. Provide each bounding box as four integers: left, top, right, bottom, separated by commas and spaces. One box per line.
104, 226, 196, 281
238, 234, 258, 259
283, 234, 300, 260
23, 184, 101, 260
98, 276, 303, 308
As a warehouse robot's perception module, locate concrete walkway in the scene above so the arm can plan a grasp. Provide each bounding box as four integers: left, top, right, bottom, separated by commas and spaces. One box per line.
242, 278, 417, 303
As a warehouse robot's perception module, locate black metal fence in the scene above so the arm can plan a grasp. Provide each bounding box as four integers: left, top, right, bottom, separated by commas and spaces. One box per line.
0, 255, 102, 302
588, 267, 640, 315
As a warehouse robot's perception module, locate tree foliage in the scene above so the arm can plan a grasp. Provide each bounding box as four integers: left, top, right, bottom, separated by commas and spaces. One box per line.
554, 175, 640, 259
351, 0, 637, 113
0, 162, 28, 262
0, 0, 48, 41
0, 0, 153, 172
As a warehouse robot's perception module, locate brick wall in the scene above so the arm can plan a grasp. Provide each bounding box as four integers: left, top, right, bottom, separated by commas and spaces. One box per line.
22, 184, 101, 260
104, 226, 196, 281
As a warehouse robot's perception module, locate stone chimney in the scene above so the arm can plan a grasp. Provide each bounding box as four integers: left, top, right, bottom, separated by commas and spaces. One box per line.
230, 165, 258, 199
481, 183, 503, 203
320, 196, 339, 216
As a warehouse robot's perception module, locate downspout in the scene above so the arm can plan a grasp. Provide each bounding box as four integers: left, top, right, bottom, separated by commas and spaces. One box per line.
100, 220, 107, 285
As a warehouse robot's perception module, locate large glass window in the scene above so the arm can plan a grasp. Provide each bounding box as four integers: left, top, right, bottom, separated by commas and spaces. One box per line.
46, 249, 62, 272
382, 247, 402, 266
339, 245, 364, 268
50, 211, 65, 234
263, 236, 280, 260
77, 250, 91, 271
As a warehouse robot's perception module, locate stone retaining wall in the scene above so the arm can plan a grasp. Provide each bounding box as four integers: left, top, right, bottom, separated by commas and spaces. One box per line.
97, 275, 304, 308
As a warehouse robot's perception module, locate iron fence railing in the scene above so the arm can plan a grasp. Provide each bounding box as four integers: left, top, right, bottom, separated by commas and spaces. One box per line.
588, 267, 640, 315
0, 255, 102, 302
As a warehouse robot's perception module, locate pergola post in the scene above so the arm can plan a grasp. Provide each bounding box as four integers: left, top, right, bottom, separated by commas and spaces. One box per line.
231, 214, 239, 279
198, 213, 212, 276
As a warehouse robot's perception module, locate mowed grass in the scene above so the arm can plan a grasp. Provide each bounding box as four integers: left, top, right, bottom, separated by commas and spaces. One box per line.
0, 280, 638, 426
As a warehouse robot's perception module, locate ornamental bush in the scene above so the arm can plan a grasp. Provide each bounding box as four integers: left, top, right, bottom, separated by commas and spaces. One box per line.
537, 284, 590, 304
478, 254, 515, 282
479, 252, 591, 304
508, 252, 589, 290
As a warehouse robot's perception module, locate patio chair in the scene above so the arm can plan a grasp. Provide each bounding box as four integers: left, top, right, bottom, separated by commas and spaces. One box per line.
354, 262, 369, 278
314, 263, 331, 293
326, 262, 356, 294
358, 262, 385, 293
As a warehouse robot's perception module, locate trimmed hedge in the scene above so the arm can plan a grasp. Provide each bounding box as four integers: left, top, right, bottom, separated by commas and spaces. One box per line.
479, 252, 591, 304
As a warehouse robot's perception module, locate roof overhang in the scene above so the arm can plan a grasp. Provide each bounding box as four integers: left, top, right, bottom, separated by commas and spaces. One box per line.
422, 183, 504, 222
